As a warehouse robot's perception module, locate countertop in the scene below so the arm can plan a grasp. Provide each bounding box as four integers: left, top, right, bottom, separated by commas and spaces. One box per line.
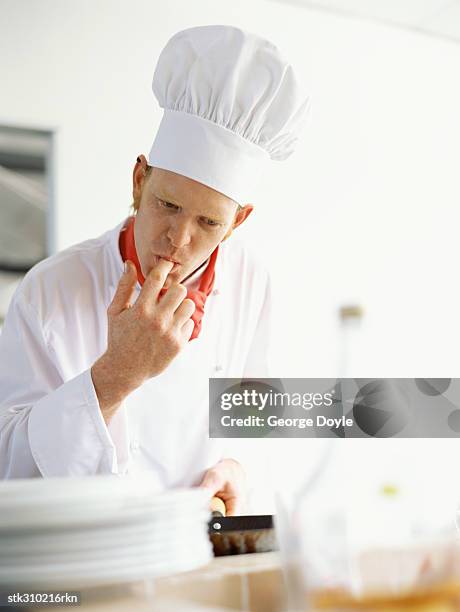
25, 552, 289, 612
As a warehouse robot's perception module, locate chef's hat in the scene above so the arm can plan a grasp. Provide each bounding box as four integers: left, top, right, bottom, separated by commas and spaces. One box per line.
148, 25, 310, 204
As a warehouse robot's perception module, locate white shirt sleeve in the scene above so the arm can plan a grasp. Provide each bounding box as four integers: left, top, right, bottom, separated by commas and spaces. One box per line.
0, 292, 120, 478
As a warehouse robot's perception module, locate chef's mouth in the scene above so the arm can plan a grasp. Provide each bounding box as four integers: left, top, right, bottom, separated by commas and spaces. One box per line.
152, 255, 181, 272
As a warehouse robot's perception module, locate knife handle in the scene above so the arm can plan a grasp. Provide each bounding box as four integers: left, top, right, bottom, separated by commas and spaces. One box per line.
210, 496, 226, 517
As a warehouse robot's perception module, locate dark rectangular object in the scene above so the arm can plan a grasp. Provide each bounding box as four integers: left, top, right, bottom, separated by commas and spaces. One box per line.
208, 515, 277, 556
209, 515, 274, 533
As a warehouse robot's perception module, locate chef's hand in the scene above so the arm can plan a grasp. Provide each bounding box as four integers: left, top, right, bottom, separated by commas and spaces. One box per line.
198, 458, 247, 516
91, 259, 195, 422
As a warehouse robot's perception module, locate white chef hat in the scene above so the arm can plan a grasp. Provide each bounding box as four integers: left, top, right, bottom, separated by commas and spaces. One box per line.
148, 25, 310, 204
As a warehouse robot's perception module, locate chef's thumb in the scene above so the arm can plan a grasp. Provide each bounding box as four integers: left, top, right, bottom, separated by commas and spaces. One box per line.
108, 260, 137, 315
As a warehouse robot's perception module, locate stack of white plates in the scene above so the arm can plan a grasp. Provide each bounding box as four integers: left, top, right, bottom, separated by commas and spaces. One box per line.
0, 475, 213, 588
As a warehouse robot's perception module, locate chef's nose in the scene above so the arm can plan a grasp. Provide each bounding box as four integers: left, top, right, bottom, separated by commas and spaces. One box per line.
167, 218, 192, 248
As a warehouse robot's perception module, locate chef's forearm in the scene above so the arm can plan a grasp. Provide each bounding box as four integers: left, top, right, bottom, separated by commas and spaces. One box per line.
91, 354, 139, 423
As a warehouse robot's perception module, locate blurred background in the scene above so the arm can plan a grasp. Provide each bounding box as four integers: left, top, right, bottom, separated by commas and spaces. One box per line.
1, 0, 460, 514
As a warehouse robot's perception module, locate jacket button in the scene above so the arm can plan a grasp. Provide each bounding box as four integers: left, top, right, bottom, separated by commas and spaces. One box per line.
212, 289, 220, 296
215, 365, 223, 372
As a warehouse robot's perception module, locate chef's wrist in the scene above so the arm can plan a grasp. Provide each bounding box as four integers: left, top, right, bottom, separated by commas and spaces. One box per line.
90, 354, 140, 422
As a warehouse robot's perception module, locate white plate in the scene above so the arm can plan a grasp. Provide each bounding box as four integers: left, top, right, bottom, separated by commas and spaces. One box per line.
0, 553, 213, 589
0, 494, 210, 531
0, 542, 212, 588
0, 490, 209, 513
0, 479, 208, 508
1, 528, 211, 567
1, 532, 211, 570
0, 474, 159, 496
0, 502, 210, 530
0, 486, 209, 509
0, 521, 210, 559
0, 512, 211, 555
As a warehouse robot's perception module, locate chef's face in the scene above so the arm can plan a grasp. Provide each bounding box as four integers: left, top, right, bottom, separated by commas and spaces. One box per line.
132, 155, 253, 288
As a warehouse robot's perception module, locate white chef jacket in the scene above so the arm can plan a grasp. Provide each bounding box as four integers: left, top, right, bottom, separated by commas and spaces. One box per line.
0, 220, 271, 499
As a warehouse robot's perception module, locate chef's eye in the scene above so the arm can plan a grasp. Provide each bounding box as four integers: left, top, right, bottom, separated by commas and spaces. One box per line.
201, 217, 220, 227
158, 199, 179, 211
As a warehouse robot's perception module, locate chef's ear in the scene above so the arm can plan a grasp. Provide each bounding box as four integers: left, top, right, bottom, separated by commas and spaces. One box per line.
233, 204, 254, 228
132, 154, 149, 203
222, 204, 253, 241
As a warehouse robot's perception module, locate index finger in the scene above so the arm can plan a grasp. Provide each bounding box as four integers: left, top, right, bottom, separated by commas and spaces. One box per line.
136, 258, 174, 308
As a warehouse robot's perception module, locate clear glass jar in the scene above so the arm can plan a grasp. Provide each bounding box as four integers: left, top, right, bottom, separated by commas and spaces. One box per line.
275, 438, 460, 611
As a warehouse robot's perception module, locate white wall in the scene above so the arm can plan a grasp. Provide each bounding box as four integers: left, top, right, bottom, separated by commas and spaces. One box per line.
2, 0, 459, 375
2, 0, 460, 518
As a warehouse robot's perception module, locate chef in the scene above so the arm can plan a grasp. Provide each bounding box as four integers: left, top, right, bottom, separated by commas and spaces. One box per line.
0, 25, 309, 512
